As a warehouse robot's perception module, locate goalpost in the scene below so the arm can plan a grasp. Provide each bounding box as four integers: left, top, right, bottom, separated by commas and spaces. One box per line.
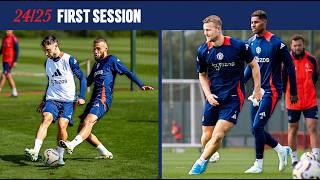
162, 79, 205, 148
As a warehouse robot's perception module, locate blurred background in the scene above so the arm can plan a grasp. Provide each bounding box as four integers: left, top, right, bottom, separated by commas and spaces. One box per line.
162, 30, 320, 150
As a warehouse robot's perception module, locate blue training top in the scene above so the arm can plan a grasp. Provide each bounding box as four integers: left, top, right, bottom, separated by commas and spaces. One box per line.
197, 36, 254, 102
87, 55, 144, 109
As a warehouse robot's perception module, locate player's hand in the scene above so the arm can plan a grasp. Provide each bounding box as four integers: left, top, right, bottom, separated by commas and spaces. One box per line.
36, 101, 45, 113
252, 88, 262, 102
141, 86, 154, 91
290, 95, 298, 104
77, 98, 85, 105
207, 94, 219, 106
13, 62, 17, 68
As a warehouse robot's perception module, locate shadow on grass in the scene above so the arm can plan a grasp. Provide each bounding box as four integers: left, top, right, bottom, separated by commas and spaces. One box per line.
0, 154, 29, 166
66, 157, 96, 162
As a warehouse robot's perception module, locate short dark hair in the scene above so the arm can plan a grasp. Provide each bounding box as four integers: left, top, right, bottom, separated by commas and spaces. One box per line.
93, 37, 107, 45
202, 15, 222, 27
291, 34, 305, 43
41, 35, 58, 47
251, 10, 267, 20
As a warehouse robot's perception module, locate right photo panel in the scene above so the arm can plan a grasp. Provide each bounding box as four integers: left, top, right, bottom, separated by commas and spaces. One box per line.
162, 11, 320, 179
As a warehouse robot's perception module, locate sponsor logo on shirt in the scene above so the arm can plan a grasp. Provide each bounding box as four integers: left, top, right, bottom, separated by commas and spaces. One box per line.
255, 56, 270, 63
94, 70, 103, 77
211, 62, 235, 71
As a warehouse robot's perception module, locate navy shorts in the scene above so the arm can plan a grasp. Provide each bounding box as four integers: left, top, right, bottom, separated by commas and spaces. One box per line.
202, 96, 242, 126
288, 106, 319, 123
79, 100, 109, 122
3, 62, 12, 74
42, 100, 74, 125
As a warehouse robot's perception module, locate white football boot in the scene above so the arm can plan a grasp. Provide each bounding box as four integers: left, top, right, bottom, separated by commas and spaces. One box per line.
95, 150, 113, 159
244, 161, 263, 173
278, 146, 291, 171
24, 148, 38, 161
59, 140, 74, 154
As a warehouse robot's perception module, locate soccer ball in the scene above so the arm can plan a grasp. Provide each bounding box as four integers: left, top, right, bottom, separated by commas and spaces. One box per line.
292, 160, 320, 179
42, 148, 59, 166
300, 152, 318, 162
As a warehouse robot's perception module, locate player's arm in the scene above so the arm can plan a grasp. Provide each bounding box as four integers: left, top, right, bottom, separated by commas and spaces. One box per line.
248, 59, 262, 101
13, 40, 19, 67
113, 57, 153, 90
280, 42, 298, 103
69, 57, 87, 105
37, 76, 48, 113
199, 72, 219, 106
196, 45, 219, 106
243, 65, 252, 83
281, 64, 288, 93
241, 42, 261, 100
87, 63, 95, 87
309, 56, 319, 84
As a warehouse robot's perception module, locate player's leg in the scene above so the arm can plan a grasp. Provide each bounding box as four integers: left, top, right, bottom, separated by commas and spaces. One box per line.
189, 98, 238, 175
304, 106, 320, 160
287, 109, 301, 166
25, 100, 58, 161
201, 126, 214, 147
24, 112, 54, 161
0, 73, 6, 92
0, 62, 9, 92
6, 72, 17, 97
60, 114, 98, 154
201, 125, 219, 163
246, 96, 290, 173
78, 122, 113, 159
189, 120, 234, 175
56, 117, 69, 165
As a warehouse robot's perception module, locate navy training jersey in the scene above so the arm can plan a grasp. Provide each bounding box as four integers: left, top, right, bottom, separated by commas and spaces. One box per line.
244, 31, 297, 97
87, 55, 144, 109
196, 36, 254, 102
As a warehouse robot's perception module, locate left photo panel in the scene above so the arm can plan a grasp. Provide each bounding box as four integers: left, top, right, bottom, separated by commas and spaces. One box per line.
0, 30, 159, 178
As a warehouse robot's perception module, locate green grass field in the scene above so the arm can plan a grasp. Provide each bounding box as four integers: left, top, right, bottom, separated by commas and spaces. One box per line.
0, 35, 159, 179
162, 148, 298, 179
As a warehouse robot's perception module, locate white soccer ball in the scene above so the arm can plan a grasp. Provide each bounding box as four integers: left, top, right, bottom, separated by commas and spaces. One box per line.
292, 160, 320, 179
300, 152, 318, 162
42, 148, 59, 166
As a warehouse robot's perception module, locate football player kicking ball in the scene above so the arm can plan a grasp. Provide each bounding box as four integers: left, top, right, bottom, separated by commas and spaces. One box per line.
243, 10, 298, 173
189, 15, 261, 175
59, 38, 154, 159
25, 35, 87, 165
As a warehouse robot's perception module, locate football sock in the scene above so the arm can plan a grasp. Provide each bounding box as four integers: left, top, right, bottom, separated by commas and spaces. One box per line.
312, 148, 320, 158
56, 146, 65, 158
12, 88, 17, 96
291, 151, 298, 163
34, 139, 43, 154
255, 159, 263, 168
196, 156, 207, 166
96, 144, 109, 155
273, 143, 283, 154
70, 135, 83, 148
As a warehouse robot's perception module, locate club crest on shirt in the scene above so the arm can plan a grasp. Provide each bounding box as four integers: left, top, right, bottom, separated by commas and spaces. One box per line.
256, 47, 261, 54
216, 52, 224, 60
